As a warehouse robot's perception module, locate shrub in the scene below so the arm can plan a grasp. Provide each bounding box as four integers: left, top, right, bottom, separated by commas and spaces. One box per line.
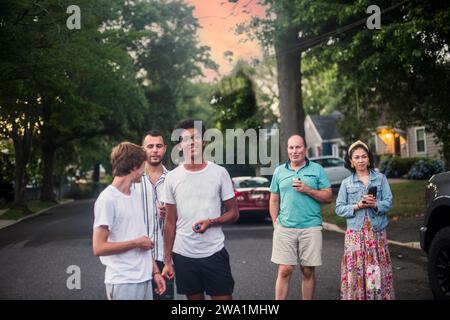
379, 157, 420, 178
407, 159, 445, 180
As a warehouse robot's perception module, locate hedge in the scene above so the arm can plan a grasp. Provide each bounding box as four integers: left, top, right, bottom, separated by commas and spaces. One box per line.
380, 156, 444, 179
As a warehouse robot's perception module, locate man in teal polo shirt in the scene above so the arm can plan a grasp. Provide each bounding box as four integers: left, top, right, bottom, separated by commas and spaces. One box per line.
269, 135, 332, 300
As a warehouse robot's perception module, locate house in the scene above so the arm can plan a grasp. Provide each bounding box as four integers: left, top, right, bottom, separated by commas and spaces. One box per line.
304, 111, 346, 158
373, 125, 442, 159
303, 110, 442, 161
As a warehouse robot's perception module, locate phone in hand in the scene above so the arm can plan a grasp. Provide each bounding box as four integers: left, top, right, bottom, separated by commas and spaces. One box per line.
368, 186, 377, 197
363, 186, 377, 204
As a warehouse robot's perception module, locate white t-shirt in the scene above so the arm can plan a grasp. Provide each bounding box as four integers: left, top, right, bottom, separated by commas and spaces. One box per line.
93, 185, 153, 284
162, 161, 235, 258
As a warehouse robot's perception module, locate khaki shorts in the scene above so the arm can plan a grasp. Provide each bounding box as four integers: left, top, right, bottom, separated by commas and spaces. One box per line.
271, 221, 322, 266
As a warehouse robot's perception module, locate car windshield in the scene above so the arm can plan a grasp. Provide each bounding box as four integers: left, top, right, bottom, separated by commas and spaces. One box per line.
234, 178, 270, 188
314, 158, 345, 168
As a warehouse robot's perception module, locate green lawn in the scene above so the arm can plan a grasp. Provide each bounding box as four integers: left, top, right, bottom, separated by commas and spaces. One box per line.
321, 180, 428, 228
0, 203, 11, 210
0, 199, 70, 220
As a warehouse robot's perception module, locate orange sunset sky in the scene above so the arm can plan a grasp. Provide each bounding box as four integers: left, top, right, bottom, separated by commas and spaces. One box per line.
184, 0, 267, 82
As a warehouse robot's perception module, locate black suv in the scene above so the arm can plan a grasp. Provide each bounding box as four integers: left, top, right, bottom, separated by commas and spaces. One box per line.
420, 171, 450, 300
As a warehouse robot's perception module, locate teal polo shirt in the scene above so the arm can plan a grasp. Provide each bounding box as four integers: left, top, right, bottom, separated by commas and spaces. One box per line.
270, 159, 331, 228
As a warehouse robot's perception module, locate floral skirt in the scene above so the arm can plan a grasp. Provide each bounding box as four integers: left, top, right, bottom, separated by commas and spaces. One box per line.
340, 215, 395, 300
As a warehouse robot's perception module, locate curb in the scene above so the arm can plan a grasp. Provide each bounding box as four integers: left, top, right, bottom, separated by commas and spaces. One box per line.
322, 222, 421, 250
0, 199, 75, 231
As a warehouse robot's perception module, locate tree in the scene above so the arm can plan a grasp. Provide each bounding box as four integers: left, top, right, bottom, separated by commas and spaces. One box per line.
240, 0, 340, 160
212, 63, 262, 131
318, 0, 450, 166
0, 0, 56, 208
117, 0, 218, 136
302, 57, 343, 116
37, 35, 149, 201
0, 0, 149, 203
0, 140, 15, 203
0, 71, 40, 210
178, 81, 219, 130
241, 0, 449, 167
250, 57, 279, 124
1, 0, 219, 205
211, 61, 278, 175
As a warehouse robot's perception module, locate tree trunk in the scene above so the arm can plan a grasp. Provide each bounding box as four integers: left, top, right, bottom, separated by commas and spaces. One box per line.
92, 163, 100, 182
275, 30, 305, 162
11, 121, 33, 213
12, 148, 28, 212
40, 144, 56, 202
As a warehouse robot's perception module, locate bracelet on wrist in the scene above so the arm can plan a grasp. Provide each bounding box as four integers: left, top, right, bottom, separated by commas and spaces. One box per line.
152, 271, 160, 276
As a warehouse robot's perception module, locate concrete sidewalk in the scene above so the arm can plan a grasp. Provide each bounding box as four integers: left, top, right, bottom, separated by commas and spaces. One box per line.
0, 219, 16, 229
0, 209, 14, 229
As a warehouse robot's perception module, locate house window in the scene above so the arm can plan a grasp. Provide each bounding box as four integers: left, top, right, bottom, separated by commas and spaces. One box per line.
415, 127, 426, 153
316, 145, 322, 157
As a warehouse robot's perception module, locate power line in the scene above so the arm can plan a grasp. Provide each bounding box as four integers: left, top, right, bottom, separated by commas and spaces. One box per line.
279, 0, 409, 55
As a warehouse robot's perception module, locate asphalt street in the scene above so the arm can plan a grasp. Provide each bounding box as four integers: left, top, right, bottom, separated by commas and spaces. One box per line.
0, 200, 433, 300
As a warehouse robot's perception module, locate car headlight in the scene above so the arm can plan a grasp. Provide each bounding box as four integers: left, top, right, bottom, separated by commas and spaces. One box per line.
425, 182, 437, 208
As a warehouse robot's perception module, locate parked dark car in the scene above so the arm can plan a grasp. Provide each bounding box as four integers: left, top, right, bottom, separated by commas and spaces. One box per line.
232, 176, 270, 220
420, 171, 450, 300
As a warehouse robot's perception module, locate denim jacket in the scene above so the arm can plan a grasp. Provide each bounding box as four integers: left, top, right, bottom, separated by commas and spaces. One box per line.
335, 170, 393, 231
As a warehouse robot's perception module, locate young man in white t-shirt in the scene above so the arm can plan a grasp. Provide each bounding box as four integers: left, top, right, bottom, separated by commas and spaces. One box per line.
161, 119, 239, 300
93, 142, 166, 300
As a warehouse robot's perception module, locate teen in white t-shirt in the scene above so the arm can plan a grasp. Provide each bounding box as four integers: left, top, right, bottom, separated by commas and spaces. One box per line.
161, 120, 239, 301
92, 142, 166, 300
162, 161, 235, 258
94, 184, 152, 284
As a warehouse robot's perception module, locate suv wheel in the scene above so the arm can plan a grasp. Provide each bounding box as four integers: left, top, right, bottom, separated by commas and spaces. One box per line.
428, 226, 450, 300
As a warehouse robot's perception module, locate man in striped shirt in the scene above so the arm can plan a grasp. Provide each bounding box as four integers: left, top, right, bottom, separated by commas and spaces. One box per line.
140, 129, 174, 300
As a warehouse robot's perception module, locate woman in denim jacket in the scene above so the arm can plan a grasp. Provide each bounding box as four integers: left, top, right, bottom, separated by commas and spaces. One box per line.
335, 140, 394, 300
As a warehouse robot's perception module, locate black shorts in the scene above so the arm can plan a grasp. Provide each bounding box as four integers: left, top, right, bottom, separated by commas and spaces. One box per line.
172, 247, 235, 296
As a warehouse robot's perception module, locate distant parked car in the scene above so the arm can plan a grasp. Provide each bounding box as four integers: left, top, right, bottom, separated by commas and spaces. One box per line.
310, 156, 352, 189
232, 176, 270, 220
420, 171, 450, 300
